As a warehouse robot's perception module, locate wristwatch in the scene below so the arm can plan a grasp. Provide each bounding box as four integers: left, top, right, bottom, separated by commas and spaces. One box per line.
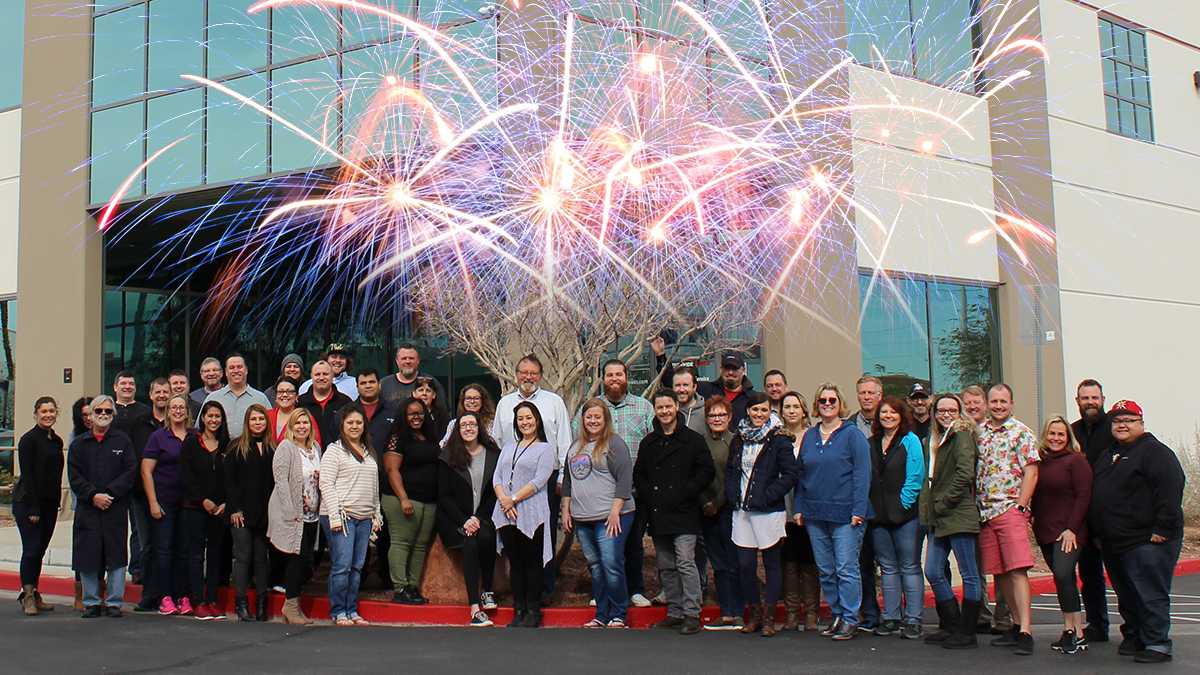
1015, 504, 1029, 514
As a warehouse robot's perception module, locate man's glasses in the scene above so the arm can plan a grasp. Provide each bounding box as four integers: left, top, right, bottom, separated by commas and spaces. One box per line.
1112, 417, 1142, 426
93, 409, 114, 416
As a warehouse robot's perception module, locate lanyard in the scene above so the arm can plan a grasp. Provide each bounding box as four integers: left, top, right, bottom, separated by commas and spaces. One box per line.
508, 440, 534, 492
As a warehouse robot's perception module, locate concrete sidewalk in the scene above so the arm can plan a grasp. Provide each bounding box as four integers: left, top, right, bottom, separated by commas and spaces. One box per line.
0, 519, 74, 576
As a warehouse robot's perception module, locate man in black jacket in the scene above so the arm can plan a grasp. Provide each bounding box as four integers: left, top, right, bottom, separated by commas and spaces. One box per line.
633, 390, 715, 636
1071, 378, 1113, 643
298, 360, 353, 450
1089, 400, 1185, 664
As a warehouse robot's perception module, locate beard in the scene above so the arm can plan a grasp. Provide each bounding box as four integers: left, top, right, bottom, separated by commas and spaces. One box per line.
1080, 404, 1101, 420
605, 381, 628, 400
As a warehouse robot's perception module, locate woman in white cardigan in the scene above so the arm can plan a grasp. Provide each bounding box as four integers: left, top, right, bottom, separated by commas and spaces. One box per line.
267, 408, 322, 625
319, 404, 382, 626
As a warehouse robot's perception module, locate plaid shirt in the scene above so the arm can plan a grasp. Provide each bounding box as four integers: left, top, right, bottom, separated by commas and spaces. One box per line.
976, 416, 1040, 522
575, 394, 655, 462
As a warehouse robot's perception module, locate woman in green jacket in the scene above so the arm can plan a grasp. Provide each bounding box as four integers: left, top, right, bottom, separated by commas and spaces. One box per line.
919, 393, 981, 649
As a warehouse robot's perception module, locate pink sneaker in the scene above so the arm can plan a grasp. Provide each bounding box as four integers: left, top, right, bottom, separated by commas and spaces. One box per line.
177, 598, 194, 616
158, 597, 178, 616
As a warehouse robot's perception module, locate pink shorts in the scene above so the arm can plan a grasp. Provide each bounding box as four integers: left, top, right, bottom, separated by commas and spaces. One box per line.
979, 507, 1035, 575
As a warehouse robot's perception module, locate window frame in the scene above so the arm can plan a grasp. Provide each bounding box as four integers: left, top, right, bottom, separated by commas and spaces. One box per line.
844, 0, 983, 90
1099, 15, 1154, 143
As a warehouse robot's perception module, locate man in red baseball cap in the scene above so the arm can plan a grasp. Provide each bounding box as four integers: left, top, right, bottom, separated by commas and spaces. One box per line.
1088, 400, 1185, 664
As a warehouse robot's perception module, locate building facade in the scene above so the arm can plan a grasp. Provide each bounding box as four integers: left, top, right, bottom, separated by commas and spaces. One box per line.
4, 0, 1199, 455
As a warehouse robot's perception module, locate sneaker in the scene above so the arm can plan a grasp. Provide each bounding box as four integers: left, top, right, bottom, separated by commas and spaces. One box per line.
858, 621, 879, 633
1014, 632, 1034, 656
1134, 650, 1172, 664
654, 616, 685, 630
589, 599, 596, 607
630, 593, 652, 608
873, 620, 900, 636
1082, 624, 1108, 643
1074, 633, 1089, 651
832, 622, 857, 641
900, 622, 923, 640
1118, 637, 1146, 656
651, 591, 666, 605
134, 601, 157, 613
607, 618, 627, 628
480, 592, 498, 611
177, 598, 194, 616
105, 605, 123, 618
158, 597, 178, 616
704, 616, 744, 631
271, 585, 286, 594
680, 617, 701, 635
820, 617, 844, 637
193, 603, 213, 620
469, 611, 493, 627
205, 603, 226, 620
82, 605, 103, 619
991, 626, 1019, 647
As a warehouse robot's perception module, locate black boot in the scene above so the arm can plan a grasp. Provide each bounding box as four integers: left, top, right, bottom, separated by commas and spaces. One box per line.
508, 604, 526, 628
944, 599, 981, 649
925, 599, 961, 644
256, 594, 269, 622
235, 596, 254, 622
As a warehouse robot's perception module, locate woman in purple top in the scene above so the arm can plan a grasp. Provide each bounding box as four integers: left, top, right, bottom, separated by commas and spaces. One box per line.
142, 394, 194, 616
492, 401, 556, 628
1031, 416, 1092, 655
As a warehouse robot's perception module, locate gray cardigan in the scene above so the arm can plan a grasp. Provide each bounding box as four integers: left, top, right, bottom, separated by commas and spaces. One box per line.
267, 440, 320, 554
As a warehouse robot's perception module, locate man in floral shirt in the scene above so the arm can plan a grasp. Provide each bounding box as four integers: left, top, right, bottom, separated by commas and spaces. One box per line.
976, 383, 1040, 655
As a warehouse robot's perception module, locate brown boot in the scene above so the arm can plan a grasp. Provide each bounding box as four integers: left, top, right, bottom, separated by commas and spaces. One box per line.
19, 585, 38, 616
741, 604, 762, 634
281, 597, 311, 625
73, 580, 84, 611
801, 565, 821, 631
782, 560, 802, 631
762, 614, 778, 637
34, 590, 54, 612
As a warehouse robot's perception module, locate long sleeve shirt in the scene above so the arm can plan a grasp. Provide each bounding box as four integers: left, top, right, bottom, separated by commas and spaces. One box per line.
794, 421, 872, 524
319, 441, 382, 530
492, 388, 573, 478
1031, 450, 1092, 546
13, 426, 64, 506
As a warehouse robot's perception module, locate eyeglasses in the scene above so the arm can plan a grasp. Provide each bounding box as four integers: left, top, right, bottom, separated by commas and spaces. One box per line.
93, 409, 114, 416
517, 370, 540, 377
935, 409, 959, 415
277, 390, 296, 396
406, 412, 425, 418
463, 395, 482, 402
1112, 417, 1142, 426
706, 412, 730, 419
817, 398, 838, 405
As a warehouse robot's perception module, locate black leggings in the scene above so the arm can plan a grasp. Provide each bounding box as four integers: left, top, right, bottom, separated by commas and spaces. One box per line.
283, 522, 319, 599
500, 525, 544, 613
182, 508, 227, 604
738, 542, 783, 609
462, 523, 497, 606
1040, 543, 1083, 613
13, 502, 57, 587
232, 526, 270, 597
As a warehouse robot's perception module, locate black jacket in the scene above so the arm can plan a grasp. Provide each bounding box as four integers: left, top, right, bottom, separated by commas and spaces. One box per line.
869, 432, 921, 526
633, 420, 715, 537
113, 401, 157, 495
436, 442, 500, 550
68, 430, 137, 572
299, 389, 354, 452
13, 425, 64, 506
180, 433, 227, 509
1089, 432, 1185, 555
724, 430, 798, 513
224, 441, 275, 530
1072, 412, 1114, 467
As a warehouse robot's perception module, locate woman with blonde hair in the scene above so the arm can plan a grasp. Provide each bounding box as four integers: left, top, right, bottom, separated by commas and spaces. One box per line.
225, 404, 276, 621
142, 393, 195, 616
562, 398, 636, 628
268, 408, 323, 624
919, 393, 982, 649
1031, 415, 1092, 654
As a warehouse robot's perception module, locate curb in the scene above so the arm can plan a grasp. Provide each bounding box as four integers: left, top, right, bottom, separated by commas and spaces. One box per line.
5, 559, 1199, 628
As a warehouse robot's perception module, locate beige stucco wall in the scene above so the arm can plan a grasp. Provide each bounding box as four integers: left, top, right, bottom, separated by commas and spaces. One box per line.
0, 108, 19, 297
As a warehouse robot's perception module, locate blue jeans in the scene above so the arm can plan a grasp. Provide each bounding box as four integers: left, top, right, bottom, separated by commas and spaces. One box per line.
698, 507, 744, 617
925, 532, 981, 603
872, 518, 924, 624
808, 519, 866, 625
576, 512, 634, 622
322, 516, 372, 620
859, 524, 880, 626
81, 567, 127, 608
129, 493, 152, 584
1105, 538, 1183, 655
149, 504, 188, 604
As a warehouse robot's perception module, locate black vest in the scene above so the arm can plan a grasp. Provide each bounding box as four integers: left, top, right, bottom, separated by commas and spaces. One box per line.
869, 433, 918, 525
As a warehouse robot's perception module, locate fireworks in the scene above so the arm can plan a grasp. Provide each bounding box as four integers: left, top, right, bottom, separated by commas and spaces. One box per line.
100, 0, 1054, 381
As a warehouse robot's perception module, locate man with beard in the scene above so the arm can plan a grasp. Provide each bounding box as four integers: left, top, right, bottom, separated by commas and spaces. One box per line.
650, 339, 756, 427
907, 383, 932, 442
190, 358, 224, 407
763, 370, 788, 416
672, 366, 707, 434
381, 343, 448, 410
1071, 379, 1113, 644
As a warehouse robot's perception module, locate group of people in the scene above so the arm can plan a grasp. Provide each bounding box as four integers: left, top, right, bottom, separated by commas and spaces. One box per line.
9, 344, 1187, 663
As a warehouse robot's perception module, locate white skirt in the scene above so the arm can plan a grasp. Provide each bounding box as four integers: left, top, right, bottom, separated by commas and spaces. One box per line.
731, 509, 787, 549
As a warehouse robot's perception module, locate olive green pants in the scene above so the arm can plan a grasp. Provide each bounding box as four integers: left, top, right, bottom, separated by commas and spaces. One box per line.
381, 495, 437, 590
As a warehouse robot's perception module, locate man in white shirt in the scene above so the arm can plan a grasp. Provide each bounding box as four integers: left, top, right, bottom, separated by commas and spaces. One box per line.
298, 343, 358, 400
491, 354, 573, 603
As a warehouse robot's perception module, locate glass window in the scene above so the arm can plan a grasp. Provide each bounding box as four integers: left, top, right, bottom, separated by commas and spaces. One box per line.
271, 4, 339, 64
420, 0, 481, 26
0, 298, 15, 454
704, 0, 768, 58
93, 4, 147, 106
569, 21, 633, 132
148, 0, 203, 93
206, 75, 269, 184
90, 102, 146, 205
929, 281, 998, 394
344, 0, 413, 47
102, 290, 187, 395
845, 0, 915, 77
912, 0, 974, 86
270, 57, 340, 173
207, 0, 270, 78
419, 20, 497, 132
570, 0, 635, 25
0, 2, 24, 110
860, 273, 929, 396
146, 89, 204, 194
1100, 18, 1153, 142
343, 41, 417, 155
640, 0, 706, 43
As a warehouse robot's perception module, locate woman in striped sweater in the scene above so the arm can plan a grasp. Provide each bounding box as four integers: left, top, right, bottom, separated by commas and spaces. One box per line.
319, 403, 383, 626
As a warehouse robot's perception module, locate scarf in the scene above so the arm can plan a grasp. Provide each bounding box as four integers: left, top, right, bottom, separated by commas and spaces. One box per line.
739, 413, 782, 445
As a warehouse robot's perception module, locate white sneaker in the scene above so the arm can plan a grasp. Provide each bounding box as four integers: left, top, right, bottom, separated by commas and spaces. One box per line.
651, 591, 666, 605
480, 592, 497, 610
630, 593, 652, 608
271, 585, 286, 594
589, 598, 596, 607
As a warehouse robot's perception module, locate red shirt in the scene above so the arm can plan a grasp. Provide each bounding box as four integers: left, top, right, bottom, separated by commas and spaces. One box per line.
724, 388, 741, 403
362, 400, 379, 420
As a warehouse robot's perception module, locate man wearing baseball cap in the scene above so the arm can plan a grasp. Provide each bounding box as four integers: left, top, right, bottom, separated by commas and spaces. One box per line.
299, 343, 358, 400
907, 383, 932, 442
1088, 400, 1185, 664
